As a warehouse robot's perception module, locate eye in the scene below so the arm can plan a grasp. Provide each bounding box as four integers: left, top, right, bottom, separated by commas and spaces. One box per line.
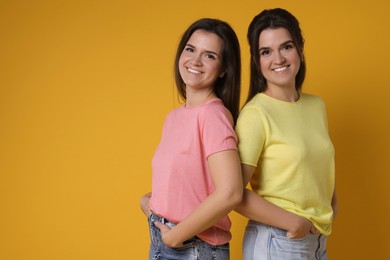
184, 46, 194, 52
205, 53, 216, 60
282, 43, 294, 51
259, 49, 270, 56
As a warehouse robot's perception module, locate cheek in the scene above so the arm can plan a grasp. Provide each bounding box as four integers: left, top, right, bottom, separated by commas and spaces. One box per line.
178, 55, 188, 71
178, 57, 187, 77
213, 62, 223, 75
178, 53, 186, 65
259, 59, 269, 73
210, 63, 224, 79
289, 51, 301, 64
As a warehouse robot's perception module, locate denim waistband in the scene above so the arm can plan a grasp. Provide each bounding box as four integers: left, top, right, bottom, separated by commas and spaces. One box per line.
247, 220, 326, 238
149, 212, 231, 249
149, 212, 176, 229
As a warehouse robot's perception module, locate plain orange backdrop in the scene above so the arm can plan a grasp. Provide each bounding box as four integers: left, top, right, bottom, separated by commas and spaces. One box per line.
1, 0, 389, 259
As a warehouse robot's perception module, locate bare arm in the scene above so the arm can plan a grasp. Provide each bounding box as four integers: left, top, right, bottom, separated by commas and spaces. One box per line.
156, 150, 243, 247
234, 164, 317, 238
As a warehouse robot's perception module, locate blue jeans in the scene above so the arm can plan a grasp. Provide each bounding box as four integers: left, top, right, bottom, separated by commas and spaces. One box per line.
148, 212, 230, 260
242, 220, 327, 260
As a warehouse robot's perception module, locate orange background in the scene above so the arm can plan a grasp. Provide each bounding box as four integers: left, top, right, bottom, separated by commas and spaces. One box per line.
1, 0, 389, 259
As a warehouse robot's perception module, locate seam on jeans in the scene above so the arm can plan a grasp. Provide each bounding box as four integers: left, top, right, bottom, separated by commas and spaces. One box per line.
251, 224, 259, 260
315, 234, 321, 259
266, 225, 272, 260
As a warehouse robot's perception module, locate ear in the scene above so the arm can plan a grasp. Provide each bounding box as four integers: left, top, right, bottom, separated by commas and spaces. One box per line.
219, 70, 226, 78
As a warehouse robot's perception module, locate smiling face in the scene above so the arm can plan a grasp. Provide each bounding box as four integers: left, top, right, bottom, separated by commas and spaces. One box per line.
178, 30, 224, 95
258, 27, 301, 91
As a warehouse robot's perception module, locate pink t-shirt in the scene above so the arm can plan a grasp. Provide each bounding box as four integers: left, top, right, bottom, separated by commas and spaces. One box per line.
149, 98, 237, 245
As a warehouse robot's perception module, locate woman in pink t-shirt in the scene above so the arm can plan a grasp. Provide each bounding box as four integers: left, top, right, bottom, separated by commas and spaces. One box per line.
140, 18, 243, 259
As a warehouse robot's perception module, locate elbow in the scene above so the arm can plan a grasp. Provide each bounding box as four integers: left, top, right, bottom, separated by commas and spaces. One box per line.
226, 188, 243, 208
229, 181, 244, 207
215, 187, 243, 208
212, 188, 242, 214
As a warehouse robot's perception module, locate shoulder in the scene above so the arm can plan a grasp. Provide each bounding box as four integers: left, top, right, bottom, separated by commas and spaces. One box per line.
165, 105, 184, 118
301, 92, 323, 102
239, 94, 269, 119
236, 97, 269, 132
300, 92, 326, 108
246, 93, 267, 106
202, 98, 229, 113
199, 99, 234, 125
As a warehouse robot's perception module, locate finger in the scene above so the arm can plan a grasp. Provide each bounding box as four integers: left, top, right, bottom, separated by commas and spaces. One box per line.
145, 209, 151, 217
154, 221, 163, 230
154, 222, 171, 232
286, 231, 301, 239
143, 208, 151, 217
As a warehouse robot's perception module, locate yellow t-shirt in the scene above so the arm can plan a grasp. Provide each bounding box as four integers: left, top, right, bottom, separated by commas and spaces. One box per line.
235, 92, 335, 234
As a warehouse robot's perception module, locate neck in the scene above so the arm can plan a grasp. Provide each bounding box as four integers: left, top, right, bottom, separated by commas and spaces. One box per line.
263, 86, 299, 102
186, 89, 216, 107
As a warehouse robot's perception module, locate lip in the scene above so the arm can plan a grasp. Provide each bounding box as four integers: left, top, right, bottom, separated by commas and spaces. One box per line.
272, 65, 290, 72
186, 66, 203, 74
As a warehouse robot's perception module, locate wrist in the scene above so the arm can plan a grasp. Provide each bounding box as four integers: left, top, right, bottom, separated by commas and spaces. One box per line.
164, 229, 182, 248
286, 213, 304, 232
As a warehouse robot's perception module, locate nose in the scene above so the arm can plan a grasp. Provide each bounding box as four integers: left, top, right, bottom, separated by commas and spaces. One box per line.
190, 54, 202, 66
274, 51, 286, 64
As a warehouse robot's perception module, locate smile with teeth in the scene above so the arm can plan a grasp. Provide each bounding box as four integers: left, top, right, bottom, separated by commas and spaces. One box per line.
272, 65, 289, 72
187, 67, 202, 74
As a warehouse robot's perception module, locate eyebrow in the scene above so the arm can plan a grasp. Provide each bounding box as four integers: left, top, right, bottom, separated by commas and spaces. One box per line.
259, 40, 295, 52
185, 43, 221, 57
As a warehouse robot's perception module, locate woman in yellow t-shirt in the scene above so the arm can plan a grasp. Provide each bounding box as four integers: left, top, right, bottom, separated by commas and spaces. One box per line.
235, 8, 338, 260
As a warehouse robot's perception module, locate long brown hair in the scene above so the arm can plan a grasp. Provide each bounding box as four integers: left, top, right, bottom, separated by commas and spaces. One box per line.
174, 18, 241, 123
246, 8, 306, 104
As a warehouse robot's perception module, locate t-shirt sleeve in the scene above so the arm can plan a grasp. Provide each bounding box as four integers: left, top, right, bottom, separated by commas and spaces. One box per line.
200, 105, 237, 158
235, 106, 267, 167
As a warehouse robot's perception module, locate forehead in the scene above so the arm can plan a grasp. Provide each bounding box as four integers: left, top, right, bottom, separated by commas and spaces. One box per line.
258, 28, 293, 47
187, 30, 224, 53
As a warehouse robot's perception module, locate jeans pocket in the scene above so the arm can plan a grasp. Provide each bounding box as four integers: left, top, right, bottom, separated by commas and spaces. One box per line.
162, 241, 197, 259
269, 227, 316, 258
270, 225, 311, 241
